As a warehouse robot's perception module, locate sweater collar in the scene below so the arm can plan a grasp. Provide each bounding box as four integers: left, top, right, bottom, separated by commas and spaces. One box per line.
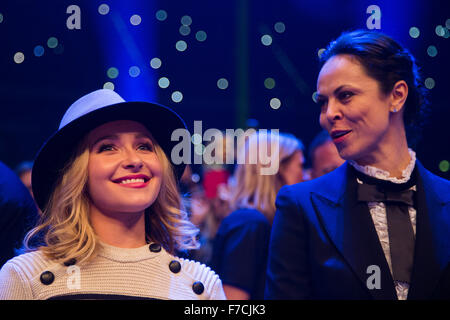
97, 241, 162, 263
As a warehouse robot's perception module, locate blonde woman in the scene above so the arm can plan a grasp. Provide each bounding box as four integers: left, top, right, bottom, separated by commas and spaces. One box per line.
211, 131, 304, 299
0, 89, 226, 300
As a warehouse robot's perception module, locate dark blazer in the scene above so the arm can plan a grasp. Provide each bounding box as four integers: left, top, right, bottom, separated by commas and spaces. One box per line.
265, 161, 450, 299
0, 161, 38, 268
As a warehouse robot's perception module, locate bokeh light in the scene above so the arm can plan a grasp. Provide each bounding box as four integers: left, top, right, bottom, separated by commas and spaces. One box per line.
107, 67, 119, 79
439, 160, 450, 173
195, 31, 207, 42
409, 27, 420, 38
33, 45, 45, 57
191, 173, 200, 183
217, 78, 229, 90
103, 82, 114, 90
181, 15, 192, 26
98, 4, 110, 15
312, 91, 319, 103
0, 13, 3, 23
54, 43, 64, 55
179, 25, 191, 36
158, 77, 170, 89
156, 10, 167, 21
317, 48, 326, 58
424, 77, 435, 89
443, 28, 450, 39
427, 45, 438, 57
435, 25, 445, 37
150, 57, 162, 69
274, 22, 286, 33
176, 40, 187, 52
129, 66, 141, 77
270, 98, 281, 109
130, 14, 142, 26
191, 133, 202, 145
13, 52, 25, 64
47, 37, 58, 48
171, 91, 183, 103
261, 34, 273, 46
264, 78, 276, 89
194, 144, 205, 156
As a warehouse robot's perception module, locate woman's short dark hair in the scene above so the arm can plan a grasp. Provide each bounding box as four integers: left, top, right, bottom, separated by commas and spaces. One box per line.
319, 29, 429, 147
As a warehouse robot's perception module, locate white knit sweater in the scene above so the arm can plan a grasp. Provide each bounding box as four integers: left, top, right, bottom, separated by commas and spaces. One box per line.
0, 242, 226, 300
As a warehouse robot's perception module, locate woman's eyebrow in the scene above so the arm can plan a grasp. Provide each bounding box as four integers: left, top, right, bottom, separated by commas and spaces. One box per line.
92, 134, 118, 146
316, 85, 357, 101
135, 133, 151, 140
135, 133, 153, 142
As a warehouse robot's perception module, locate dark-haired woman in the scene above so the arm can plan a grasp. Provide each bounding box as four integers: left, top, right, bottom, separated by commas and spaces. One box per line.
265, 30, 450, 300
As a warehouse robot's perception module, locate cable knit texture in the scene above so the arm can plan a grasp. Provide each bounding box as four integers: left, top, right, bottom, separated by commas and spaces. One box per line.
350, 148, 417, 300
0, 242, 226, 300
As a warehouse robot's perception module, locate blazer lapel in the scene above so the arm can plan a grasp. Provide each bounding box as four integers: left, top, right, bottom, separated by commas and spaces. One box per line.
407, 161, 450, 299
311, 163, 397, 299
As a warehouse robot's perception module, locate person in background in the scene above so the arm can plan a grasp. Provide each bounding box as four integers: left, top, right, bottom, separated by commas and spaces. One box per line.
309, 130, 345, 179
0, 161, 38, 268
189, 133, 233, 266
0, 89, 226, 300
15, 161, 34, 199
211, 132, 304, 300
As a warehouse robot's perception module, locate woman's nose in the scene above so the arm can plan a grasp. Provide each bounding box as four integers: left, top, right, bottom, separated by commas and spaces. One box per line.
326, 99, 343, 123
122, 150, 143, 170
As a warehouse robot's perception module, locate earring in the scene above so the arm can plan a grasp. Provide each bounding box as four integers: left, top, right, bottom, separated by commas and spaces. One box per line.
393, 107, 398, 113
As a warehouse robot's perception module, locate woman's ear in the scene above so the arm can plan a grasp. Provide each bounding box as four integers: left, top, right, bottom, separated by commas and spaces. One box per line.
390, 80, 408, 113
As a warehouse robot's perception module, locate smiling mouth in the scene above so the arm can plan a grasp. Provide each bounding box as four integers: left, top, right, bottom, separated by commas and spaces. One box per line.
117, 178, 146, 185
112, 175, 151, 188
331, 130, 352, 142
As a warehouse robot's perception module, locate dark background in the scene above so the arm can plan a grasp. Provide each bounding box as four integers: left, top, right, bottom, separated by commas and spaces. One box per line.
0, 0, 448, 178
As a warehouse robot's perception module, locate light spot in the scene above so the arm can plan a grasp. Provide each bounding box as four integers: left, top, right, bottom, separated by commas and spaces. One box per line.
176, 40, 187, 52
171, 91, 183, 103
129, 66, 141, 77
103, 82, 114, 90
150, 58, 162, 69
217, 78, 229, 90
270, 98, 281, 109
274, 22, 285, 33
156, 10, 167, 21
130, 14, 142, 26
158, 77, 170, 89
34, 45, 45, 57
195, 30, 207, 42
98, 4, 110, 15
14, 52, 25, 64
409, 27, 420, 38
261, 34, 272, 46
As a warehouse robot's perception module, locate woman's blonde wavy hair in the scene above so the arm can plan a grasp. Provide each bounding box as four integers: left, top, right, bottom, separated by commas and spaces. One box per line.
24, 134, 199, 264
229, 132, 303, 223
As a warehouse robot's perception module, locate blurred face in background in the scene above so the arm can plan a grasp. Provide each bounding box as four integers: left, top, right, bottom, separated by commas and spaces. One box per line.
279, 150, 304, 185
311, 140, 345, 178
19, 169, 34, 198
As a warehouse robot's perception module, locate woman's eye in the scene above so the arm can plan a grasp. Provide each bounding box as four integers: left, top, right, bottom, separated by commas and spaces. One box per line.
98, 144, 114, 152
138, 143, 153, 151
339, 91, 354, 101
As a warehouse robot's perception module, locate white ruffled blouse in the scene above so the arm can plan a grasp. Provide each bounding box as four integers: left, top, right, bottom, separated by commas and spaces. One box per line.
349, 149, 417, 300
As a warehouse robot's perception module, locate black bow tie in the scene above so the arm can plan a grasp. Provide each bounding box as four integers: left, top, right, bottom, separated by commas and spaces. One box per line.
357, 183, 414, 206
